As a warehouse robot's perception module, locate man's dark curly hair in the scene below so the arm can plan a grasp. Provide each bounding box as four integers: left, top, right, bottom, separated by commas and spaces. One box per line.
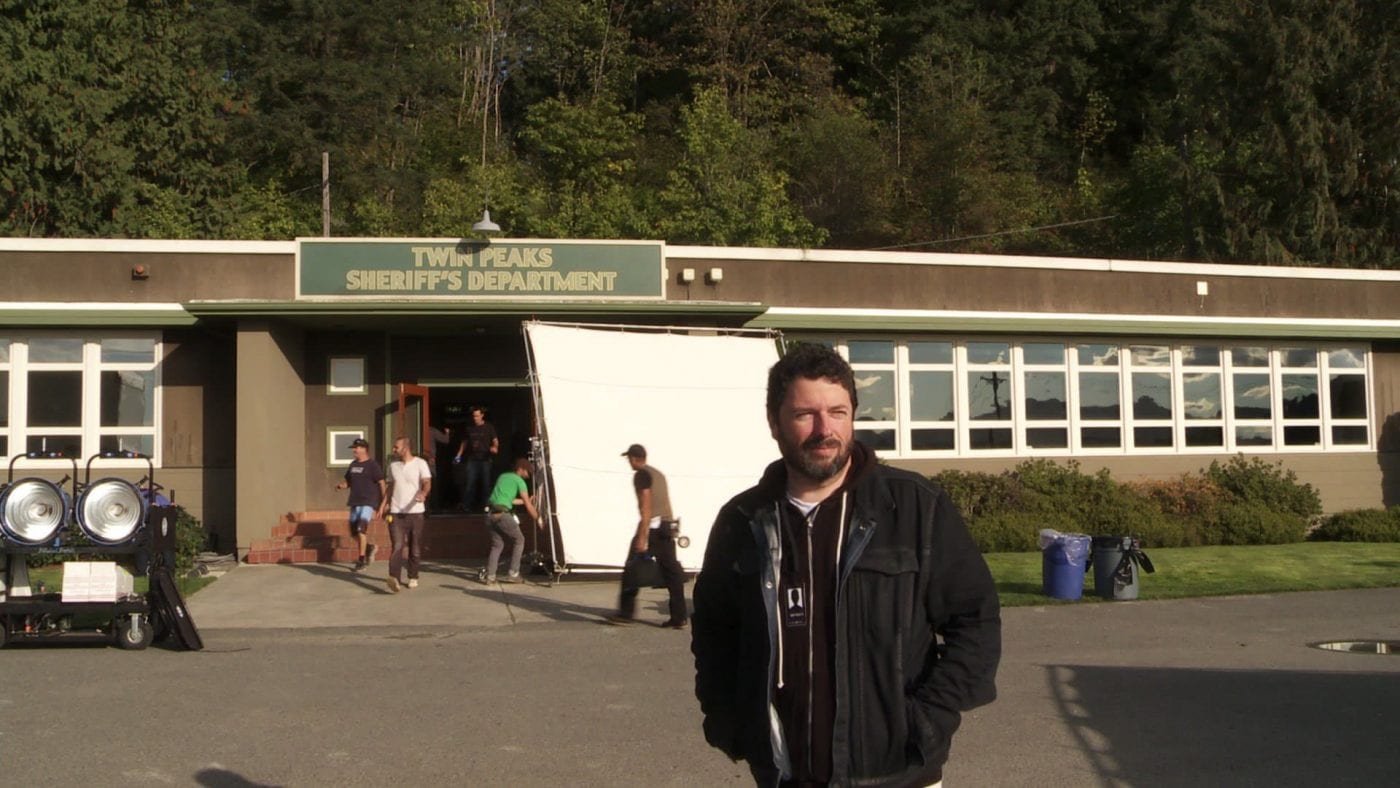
766, 342, 858, 422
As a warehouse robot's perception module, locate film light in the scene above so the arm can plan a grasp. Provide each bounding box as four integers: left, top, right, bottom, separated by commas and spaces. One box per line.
0, 478, 68, 546
76, 478, 147, 545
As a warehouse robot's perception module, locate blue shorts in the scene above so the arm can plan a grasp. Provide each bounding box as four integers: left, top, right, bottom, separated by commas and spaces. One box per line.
349, 506, 375, 533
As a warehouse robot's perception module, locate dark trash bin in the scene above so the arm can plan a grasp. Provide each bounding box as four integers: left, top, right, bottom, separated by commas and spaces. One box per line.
1038, 530, 1091, 600
1089, 536, 1155, 600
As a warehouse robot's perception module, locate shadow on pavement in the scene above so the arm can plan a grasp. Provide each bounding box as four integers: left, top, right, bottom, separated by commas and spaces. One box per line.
287, 561, 392, 593
440, 582, 619, 624
428, 560, 626, 623
195, 767, 281, 787
1046, 663, 1400, 784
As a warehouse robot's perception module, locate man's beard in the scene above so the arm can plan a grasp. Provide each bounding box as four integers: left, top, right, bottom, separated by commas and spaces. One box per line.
780, 432, 851, 484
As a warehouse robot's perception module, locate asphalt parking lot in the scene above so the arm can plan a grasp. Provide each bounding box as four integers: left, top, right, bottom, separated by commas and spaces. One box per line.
0, 562, 1395, 786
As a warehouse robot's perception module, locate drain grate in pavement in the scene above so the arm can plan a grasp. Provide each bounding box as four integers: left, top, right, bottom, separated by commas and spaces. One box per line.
1310, 640, 1400, 655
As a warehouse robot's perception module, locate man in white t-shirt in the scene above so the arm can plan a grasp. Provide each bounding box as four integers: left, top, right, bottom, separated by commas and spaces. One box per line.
384, 436, 433, 593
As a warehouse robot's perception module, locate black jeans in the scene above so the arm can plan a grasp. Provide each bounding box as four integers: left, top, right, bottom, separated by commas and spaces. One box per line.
619, 528, 687, 623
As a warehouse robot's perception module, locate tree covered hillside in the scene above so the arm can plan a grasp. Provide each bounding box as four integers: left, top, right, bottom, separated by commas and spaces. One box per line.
1, 0, 1395, 267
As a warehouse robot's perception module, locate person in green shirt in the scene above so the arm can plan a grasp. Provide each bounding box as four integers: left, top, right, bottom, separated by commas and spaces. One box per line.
479, 457, 539, 584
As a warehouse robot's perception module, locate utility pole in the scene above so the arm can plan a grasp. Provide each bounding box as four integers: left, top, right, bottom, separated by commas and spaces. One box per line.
980, 371, 1007, 418
322, 151, 331, 237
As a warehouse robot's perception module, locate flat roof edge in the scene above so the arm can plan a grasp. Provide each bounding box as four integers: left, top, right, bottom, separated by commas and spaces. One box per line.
0, 239, 296, 255
750, 307, 1400, 339
666, 245, 1400, 282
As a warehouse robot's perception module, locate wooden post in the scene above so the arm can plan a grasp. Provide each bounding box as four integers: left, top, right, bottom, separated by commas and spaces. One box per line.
322, 151, 331, 237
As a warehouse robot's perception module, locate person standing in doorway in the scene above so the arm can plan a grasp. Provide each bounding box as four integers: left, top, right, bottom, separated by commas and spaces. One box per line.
454, 407, 499, 512
479, 457, 539, 585
384, 436, 432, 593
334, 438, 385, 571
610, 444, 687, 629
691, 343, 1001, 786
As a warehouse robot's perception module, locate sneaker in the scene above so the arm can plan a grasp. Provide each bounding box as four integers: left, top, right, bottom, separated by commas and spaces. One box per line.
660, 619, 689, 630
406, 578, 419, 589
502, 573, 522, 584
386, 577, 401, 594
478, 569, 496, 585
352, 557, 366, 571
605, 614, 634, 626
366, 543, 378, 563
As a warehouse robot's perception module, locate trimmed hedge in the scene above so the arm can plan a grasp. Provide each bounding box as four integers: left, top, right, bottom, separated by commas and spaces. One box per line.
1309, 508, 1400, 542
933, 455, 1321, 553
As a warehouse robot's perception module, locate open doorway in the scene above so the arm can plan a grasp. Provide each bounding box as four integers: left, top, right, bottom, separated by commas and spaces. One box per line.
426, 384, 535, 513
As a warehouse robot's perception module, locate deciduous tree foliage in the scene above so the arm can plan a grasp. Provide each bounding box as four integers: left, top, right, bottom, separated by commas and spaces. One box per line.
1, 0, 1395, 267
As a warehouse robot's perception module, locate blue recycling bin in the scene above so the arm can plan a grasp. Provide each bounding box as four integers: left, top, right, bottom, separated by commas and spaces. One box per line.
1040, 531, 1091, 600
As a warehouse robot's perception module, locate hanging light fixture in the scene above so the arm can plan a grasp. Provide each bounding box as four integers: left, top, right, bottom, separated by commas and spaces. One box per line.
472, 206, 501, 234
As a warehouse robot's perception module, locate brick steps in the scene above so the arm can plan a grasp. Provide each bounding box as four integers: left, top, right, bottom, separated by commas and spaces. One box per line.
245, 511, 515, 565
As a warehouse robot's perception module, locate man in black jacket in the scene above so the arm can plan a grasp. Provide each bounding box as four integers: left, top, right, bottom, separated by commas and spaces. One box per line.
692, 343, 1001, 787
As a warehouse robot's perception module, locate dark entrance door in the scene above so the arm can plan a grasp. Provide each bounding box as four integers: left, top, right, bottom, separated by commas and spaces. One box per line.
429, 384, 534, 512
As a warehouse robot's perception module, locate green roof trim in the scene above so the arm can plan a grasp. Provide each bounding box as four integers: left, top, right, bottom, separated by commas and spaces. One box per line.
185, 299, 763, 318
0, 305, 197, 327
747, 308, 1400, 339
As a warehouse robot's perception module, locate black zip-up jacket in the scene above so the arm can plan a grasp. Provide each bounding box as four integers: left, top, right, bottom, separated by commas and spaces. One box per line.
692, 448, 1001, 786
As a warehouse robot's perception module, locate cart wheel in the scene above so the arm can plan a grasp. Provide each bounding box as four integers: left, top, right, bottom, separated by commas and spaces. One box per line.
114, 616, 154, 650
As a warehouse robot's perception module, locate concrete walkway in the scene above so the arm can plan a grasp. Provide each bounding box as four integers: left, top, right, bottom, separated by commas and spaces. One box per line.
187, 560, 647, 630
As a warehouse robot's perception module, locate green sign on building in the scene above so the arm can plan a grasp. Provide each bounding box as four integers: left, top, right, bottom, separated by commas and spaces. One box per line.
298, 239, 665, 299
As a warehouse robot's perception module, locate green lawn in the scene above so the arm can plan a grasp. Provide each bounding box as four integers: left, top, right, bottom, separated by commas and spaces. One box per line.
21, 565, 216, 598
987, 542, 1400, 607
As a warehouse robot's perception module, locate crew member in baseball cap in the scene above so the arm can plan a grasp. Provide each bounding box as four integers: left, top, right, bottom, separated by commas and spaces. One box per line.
336, 438, 385, 570
610, 442, 687, 628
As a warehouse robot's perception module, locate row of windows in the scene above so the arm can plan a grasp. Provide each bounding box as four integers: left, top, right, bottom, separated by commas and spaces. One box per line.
816, 338, 1372, 457
0, 332, 1378, 465
0, 334, 160, 464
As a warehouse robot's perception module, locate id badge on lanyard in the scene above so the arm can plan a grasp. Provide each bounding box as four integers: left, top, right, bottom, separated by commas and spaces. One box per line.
784, 583, 808, 628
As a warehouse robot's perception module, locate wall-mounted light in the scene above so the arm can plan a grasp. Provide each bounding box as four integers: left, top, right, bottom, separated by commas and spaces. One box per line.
705, 267, 724, 284
131, 264, 150, 281
679, 268, 696, 284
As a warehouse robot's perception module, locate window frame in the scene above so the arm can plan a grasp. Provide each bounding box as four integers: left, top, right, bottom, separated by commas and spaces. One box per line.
327, 355, 368, 395
814, 336, 1373, 461
4, 332, 162, 469
328, 427, 368, 467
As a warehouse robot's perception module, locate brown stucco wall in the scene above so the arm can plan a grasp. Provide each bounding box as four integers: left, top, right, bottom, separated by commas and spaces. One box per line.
667, 257, 1400, 321
161, 328, 237, 549
235, 322, 307, 552
1372, 342, 1400, 506
303, 332, 389, 511
0, 250, 292, 302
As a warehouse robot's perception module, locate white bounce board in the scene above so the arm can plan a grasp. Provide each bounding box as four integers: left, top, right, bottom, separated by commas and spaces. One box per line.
525, 323, 780, 570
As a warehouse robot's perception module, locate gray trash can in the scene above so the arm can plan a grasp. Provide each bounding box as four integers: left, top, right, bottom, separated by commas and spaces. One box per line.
1089, 536, 1155, 600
